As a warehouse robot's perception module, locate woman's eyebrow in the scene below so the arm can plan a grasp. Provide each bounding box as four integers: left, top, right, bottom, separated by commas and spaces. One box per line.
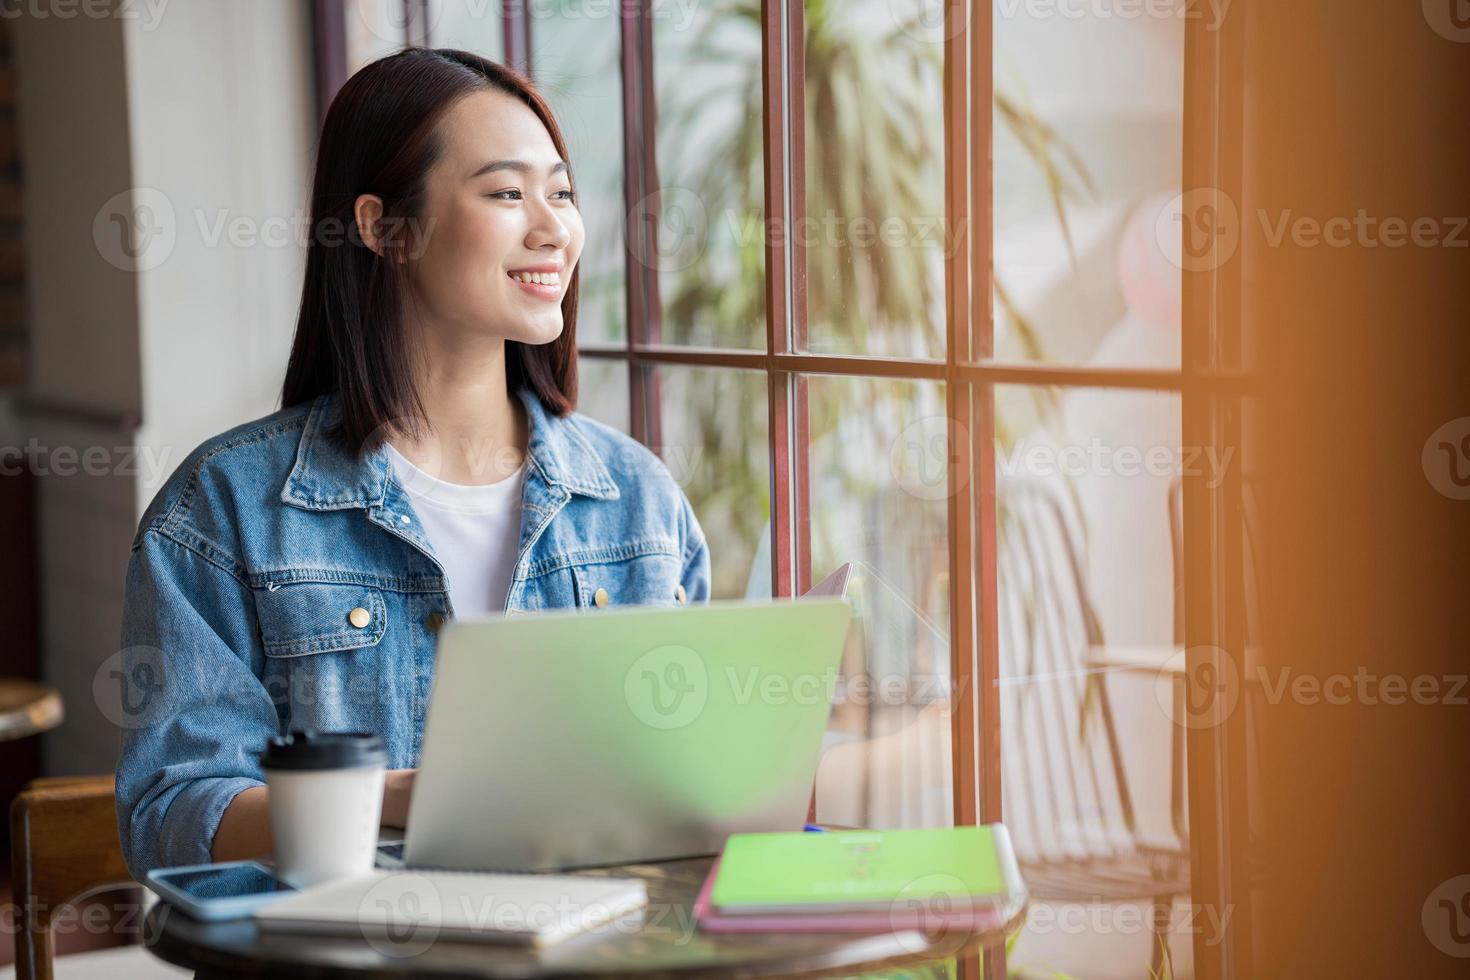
468, 159, 569, 180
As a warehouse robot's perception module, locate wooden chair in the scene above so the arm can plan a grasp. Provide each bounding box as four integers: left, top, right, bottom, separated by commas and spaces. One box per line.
995, 476, 1190, 976
8, 775, 149, 980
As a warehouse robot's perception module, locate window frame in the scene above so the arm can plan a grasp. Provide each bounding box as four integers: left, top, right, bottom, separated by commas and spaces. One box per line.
312, 3, 1253, 976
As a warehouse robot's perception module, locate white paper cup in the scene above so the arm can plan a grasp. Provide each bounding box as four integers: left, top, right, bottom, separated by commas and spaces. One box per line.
260, 731, 387, 888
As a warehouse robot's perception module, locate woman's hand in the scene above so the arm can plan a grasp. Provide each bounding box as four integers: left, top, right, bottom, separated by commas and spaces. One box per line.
381, 768, 418, 828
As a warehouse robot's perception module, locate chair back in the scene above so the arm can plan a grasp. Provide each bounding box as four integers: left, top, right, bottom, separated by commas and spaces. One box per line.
996, 476, 1138, 870
9, 776, 133, 980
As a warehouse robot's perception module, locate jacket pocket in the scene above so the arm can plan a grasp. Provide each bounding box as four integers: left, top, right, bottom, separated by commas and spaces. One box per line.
255, 581, 388, 657
571, 550, 684, 610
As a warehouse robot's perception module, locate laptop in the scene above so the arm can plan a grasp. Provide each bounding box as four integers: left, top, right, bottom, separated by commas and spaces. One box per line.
378, 582, 853, 873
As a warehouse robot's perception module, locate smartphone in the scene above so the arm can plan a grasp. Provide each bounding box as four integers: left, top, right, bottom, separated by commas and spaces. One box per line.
144, 860, 298, 921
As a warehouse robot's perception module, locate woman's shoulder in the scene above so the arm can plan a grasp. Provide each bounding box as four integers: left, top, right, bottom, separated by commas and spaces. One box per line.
564, 410, 687, 498
132, 399, 319, 551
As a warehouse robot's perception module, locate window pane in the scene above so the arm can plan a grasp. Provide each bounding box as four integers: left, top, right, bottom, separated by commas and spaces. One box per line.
530, 8, 626, 345
802, 0, 947, 360
650, 1, 764, 348
575, 356, 629, 434
649, 366, 769, 599
993, 385, 1194, 976
992, 7, 1184, 368
424, 0, 505, 62
345, 0, 411, 73
806, 376, 954, 829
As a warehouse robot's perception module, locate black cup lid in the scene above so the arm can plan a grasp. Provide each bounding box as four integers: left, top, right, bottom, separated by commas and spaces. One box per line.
260, 730, 387, 771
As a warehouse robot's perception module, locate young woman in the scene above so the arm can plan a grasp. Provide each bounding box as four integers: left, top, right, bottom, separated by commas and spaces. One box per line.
114, 48, 709, 878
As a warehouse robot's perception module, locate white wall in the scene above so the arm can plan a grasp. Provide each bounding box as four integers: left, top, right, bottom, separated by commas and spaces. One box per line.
11, 0, 315, 776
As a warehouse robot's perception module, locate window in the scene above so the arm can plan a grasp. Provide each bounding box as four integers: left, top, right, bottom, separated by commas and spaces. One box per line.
314, 4, 1248, 975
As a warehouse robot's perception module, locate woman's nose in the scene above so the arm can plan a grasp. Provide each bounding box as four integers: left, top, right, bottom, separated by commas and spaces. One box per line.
526, 202, 572, 250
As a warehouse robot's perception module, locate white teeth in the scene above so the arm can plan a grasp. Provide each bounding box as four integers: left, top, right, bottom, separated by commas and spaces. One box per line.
511, 271, 559, 285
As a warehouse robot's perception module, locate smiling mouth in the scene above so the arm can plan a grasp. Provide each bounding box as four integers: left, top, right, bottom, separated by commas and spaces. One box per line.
507, 270, 561, 286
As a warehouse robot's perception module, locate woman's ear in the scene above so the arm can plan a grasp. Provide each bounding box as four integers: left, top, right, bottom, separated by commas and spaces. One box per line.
353, 193, 397, 261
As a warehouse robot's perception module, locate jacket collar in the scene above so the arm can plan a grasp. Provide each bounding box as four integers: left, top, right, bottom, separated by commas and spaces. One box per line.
281, 388, 619, 511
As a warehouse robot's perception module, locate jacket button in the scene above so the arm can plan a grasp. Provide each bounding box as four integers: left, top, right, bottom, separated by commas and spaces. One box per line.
348, 607, 371, 628
593, 587, 609, 608
675, 584, 687, 605
425, 612, 445, 634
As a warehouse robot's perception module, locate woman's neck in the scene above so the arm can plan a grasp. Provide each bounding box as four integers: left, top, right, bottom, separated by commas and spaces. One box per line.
389, 339, 528, 487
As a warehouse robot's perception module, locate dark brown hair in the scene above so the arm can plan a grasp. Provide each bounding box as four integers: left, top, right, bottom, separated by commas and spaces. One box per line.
280, 47, 579, 455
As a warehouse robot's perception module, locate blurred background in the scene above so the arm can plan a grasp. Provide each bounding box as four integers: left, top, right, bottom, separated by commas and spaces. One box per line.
1, 2, 1467, 979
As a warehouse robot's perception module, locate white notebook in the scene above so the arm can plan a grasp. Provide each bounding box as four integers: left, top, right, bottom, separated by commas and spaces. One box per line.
253, 869, 647, 947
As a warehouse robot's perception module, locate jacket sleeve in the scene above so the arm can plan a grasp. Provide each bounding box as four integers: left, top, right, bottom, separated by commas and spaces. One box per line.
114, 528, 279, 879
677, 490, 711, 604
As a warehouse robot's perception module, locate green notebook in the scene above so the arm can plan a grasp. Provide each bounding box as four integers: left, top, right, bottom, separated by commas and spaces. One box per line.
710, 826, 1008, 913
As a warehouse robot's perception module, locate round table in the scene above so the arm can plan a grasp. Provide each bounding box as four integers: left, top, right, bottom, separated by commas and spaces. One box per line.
142, 855, 1025, 978
0, 677, 63, 741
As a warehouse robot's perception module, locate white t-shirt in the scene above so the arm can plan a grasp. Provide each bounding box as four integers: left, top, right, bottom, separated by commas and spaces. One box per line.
384, 441, 527, 617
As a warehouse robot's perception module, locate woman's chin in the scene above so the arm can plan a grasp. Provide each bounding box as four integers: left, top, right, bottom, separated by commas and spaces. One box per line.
503, 317, 564, 347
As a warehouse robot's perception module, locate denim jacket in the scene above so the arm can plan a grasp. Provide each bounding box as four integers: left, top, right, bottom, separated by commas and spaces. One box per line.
114, 388, 709, 879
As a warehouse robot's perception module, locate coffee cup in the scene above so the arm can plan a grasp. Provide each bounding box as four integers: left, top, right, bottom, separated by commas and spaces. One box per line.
260, 730, 387, 888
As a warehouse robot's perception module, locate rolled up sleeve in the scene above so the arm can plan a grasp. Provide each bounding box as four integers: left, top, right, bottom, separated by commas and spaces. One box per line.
678, 492, 711, 604
114, 529, 279, 879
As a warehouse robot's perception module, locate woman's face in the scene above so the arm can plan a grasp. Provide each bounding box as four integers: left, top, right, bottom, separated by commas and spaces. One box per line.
400, 89, 584, 346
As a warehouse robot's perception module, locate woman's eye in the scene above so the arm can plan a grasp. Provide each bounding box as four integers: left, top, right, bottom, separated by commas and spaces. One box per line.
486, 189, 575, 203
